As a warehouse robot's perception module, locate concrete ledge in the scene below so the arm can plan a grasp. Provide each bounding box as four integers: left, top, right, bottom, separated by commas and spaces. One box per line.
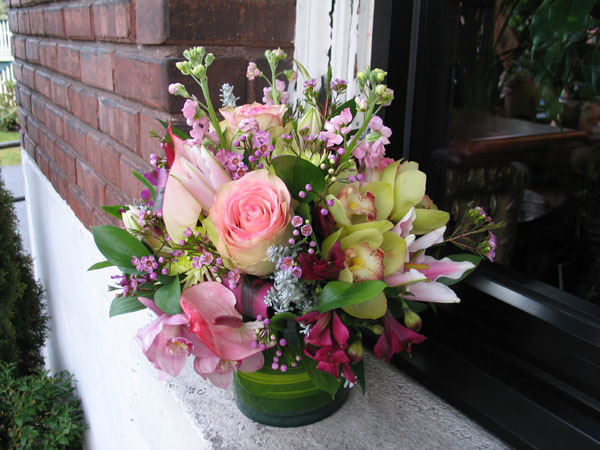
23, 150, 509, 449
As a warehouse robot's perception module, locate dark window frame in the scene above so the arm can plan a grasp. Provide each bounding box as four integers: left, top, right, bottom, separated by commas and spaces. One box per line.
372, 1, 600, 448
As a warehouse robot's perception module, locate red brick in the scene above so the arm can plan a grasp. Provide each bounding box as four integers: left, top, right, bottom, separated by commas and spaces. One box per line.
31, 95, 45, 121
12, 36, 26, 60
105, 182, 127, 207
57, 44, 81, 79
34, 70, 51, 98
167, 0, 295, 43
23, 134, 35, 158
9, 0, 21, 8
50, 77, 69, 110
67, 84, 98, 128
35, 147, 51, 179
67, 184, 93, 228
17, 108, 27, 133
86, 130, 121, 186
80, 47, 113, 91
139, 111, 170, 161
18, 86, 31, 111
119, 154, 148, 200
17, 10, 30, 35
44, 6, 65, 38
114, 52, 169, 110
64, 117, 87, 156
98, 97, 139, 151
38, 127, 55, 159
27, 116, 40, 143
48, 164, 68, 200
93, 0, 132, 41
25, 37, 39, 63
29, 9, 45, 35
76, 159, 106, 206
135, 0, 167, 44
8, 10, 18, 33
54, 140, 77, 181
12, 62, 22, 83
39, 42, 58, 70
21, 64, 35, 89
45, 104, 64, 138
64, 4, 93, 40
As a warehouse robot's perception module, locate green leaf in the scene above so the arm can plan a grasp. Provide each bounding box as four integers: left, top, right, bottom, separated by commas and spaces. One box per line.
154, 275, 182, 315
269, 312, 298, 332
301, 351, 343, 398
87, 260, 113, 271
332, 98, 357, 119
131, 170, 156, 202
109, 296, 146, 317
294, 202, 311, 222
271, 155, 325, 203
352, 359, 366, 395
436, 254, 481, 286
314, 281, 387, 313
92, 225, 151, 273
101, 205, 126, 219
171, 125, 191, 141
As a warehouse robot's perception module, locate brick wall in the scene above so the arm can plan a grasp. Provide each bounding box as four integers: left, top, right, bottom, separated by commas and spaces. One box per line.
9, 0, 296, 229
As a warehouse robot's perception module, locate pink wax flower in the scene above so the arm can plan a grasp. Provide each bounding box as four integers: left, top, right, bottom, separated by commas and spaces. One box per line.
208, 169, 292, 276
220, 102, 286, 132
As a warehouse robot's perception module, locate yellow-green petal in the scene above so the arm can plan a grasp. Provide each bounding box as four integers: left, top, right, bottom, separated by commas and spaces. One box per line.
411, 209, 450, 235
342, 292, 387, 319
361, 182, 394, 220
381, 231, 406, 276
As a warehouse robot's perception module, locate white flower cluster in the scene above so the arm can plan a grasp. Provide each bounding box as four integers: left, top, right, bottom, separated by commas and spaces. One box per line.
219, 83, 239, 107
264, 244, 316, 312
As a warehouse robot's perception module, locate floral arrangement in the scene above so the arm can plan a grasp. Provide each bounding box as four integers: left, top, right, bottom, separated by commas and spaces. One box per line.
91, 47, 501, 396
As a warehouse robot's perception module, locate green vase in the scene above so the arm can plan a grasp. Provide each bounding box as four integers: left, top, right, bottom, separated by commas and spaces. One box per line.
233, 362, 349, 427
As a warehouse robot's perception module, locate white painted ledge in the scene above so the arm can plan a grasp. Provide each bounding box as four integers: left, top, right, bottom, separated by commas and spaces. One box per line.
24, 150, 509, 450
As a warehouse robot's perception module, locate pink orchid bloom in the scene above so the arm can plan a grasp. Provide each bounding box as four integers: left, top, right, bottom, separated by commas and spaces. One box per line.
374, 311, 426, 362
180, 281, 267, 361
162, 133, 231, 242
386, 214, 475, 303
188, 332, 264, 389
136, 297, 192, 379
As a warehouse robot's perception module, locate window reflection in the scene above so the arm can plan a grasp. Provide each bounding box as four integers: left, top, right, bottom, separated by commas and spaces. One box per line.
448, 0, 600, 303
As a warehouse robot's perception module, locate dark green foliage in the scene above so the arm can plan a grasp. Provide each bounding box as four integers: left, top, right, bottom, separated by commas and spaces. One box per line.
0, 81, 18, 132
0, 175, 47, 376
0, 362, 87, 449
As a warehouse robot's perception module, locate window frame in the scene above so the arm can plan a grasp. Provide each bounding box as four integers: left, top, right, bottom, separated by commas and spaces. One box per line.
371, 1, 600, 448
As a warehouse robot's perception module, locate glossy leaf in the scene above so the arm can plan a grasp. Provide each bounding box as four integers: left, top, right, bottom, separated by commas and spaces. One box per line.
109, 296, 146, 317
87, 260, 113, 271
154, 275, 182, 315
315, 280, 387, 313
271, 155, 325, 203
92, 225, 151, 273
269, 312, 298, 332
101, 205, 126, 219
352, 359, 366, 395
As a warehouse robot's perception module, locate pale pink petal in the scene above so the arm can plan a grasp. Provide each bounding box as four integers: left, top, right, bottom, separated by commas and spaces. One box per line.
402, 280, 461, 303
239, 352, 265, 373
418, 255, 475, 282
180, 282, 265, 361
409, 226, 446, 253
384, 268, 427, 287
206, 370, 234, 389
137, 296, 163, 316
392, 208, 416, 238
194, 354, 219, 374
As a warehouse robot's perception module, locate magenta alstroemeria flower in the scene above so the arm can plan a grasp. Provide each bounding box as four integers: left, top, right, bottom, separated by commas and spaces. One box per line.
374, 311, 426, 362
180, 281, 267, 361
297, 309, 349, 348
136, 297, 192, 379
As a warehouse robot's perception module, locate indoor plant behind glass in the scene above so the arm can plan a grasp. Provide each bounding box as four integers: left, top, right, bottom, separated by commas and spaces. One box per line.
90, 47, 501, 427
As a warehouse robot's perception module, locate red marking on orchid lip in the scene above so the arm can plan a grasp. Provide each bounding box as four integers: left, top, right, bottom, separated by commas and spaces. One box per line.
212, 315, 244, 328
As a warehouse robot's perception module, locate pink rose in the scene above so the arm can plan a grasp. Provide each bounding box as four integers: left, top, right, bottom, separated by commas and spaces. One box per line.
220, 102, 286, 131
208, 170, 292, 276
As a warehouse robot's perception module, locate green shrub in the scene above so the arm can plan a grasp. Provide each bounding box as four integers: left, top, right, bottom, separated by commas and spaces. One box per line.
0, 362, 87, 449
0, 174, 47, 376
0, 80, 18, 132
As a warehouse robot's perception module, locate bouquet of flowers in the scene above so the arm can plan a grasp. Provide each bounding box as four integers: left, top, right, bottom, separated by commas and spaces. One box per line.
91, 47, 501, 397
